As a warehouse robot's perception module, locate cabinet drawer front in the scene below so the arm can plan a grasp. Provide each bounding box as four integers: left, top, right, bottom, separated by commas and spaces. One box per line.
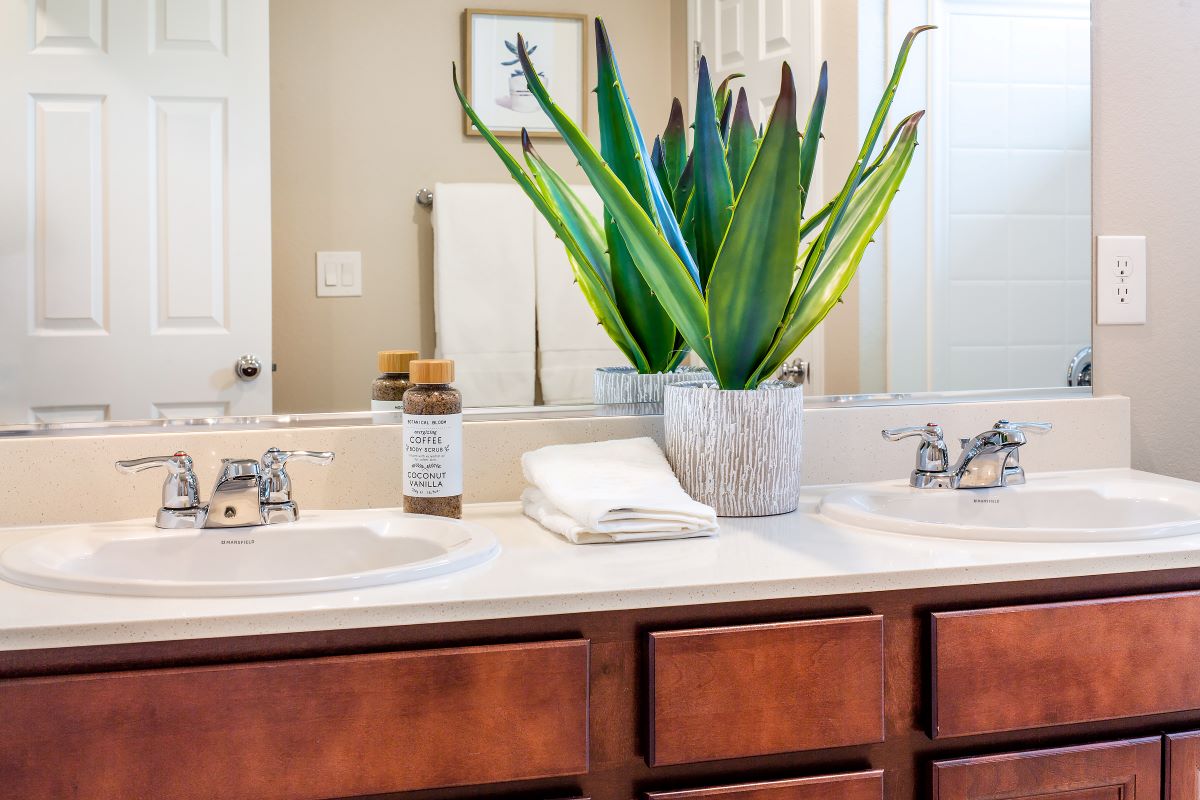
932, 591, 1200, 737
931, 737, 1161, 800
1166, 731, 1200, 800
645, 769, 883, 800
648, 615, 884, 766
0, 639, 589, 800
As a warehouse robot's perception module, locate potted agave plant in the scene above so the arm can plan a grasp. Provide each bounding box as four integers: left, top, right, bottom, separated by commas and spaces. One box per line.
455, 40, 712, 405
456, 20, 930, 516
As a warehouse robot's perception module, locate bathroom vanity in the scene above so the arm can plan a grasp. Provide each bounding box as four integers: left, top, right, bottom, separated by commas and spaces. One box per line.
4, 470, 1200, 800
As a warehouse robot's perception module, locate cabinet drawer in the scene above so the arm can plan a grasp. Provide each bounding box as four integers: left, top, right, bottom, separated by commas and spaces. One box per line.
645, 769, 883, 800
932, 591, 1200, 737
0, 639, 589, 800
931, 737, 1161, 800
648, 615, 884, 766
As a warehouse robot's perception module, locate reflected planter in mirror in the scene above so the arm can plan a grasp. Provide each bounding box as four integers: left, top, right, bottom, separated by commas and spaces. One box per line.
593, 366, 712, 405
664, 381, 803, 517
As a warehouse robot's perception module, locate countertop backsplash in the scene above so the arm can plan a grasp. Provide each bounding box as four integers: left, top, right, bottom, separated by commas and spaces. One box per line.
0, 395, 1129, 528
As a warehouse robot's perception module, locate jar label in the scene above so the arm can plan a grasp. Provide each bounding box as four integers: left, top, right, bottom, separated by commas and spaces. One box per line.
403, 413, 463, 497
371, 400, 404, 412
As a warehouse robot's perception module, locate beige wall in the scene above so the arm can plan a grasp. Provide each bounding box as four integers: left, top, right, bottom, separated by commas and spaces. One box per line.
1092, 0, 1200, 479
270, 0, 681, 413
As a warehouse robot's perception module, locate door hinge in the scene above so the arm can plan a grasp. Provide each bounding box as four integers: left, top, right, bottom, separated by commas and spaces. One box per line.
693, 40, 702, 75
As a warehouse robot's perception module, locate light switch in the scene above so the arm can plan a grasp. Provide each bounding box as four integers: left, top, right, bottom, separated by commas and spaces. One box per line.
1097, 235, 1146, 325
315, 251, 363, 297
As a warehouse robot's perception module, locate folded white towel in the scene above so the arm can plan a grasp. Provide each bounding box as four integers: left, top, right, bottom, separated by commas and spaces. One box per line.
521, 437, 718, 544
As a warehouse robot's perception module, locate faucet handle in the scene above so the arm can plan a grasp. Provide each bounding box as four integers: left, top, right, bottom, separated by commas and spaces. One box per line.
882, 424, 950, 475
882, 423, 944, 444
259, 448, 334, 504
115, 452, 200, 510
994, 420, 1053, 434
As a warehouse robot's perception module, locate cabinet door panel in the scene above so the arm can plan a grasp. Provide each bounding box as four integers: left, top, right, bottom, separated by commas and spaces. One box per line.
1167, 730, 1200, 800
648, 615, 884, 765
0, 639, 590, 800
931, 738, 1161, 800
933, 591, 1200, 737
645, 769, 883, 800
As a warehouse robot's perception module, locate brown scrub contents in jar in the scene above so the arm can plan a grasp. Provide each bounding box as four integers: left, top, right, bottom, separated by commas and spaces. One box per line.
371, 350, 418, 413
403, 359, 463, 518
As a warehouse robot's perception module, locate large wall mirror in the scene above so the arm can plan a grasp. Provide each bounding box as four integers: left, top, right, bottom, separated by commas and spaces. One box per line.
0, 0, 1091, 428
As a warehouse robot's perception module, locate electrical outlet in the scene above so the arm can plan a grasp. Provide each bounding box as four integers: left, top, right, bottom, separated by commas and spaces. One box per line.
1097, 235, 1146, 325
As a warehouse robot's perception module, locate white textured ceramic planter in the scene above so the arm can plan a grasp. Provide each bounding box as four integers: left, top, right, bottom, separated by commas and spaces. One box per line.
592, 366, 712, 405
663, 381, 804, 517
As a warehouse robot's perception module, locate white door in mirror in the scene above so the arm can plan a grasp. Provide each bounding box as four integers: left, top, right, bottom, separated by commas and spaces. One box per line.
1097, 235, 1147, 325
0, 509, 499, 597
819, 470, 1200, 542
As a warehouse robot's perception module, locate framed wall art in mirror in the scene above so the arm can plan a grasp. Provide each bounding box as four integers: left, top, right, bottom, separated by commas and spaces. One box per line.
462, 9, 587, 137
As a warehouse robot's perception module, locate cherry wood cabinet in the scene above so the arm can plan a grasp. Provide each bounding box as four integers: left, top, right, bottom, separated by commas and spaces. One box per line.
931, 738, 1161, 800
0, 639, 589, 800
9, 566, 1200, 800
932, 591, 1200, 737
1166, 730, 1200, 800
643, 769, 883, 800
648, 615, 884, 765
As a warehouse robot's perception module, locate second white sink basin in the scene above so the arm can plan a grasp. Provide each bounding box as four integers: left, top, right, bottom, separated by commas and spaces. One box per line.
819, 471, 1200, 542
0, 509, 499, 597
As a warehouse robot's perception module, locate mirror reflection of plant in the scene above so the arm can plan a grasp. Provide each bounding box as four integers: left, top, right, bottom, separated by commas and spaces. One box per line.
454, 20, 932, 386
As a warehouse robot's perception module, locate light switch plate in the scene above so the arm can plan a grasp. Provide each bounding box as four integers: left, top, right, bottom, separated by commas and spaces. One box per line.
316, 251, 362, 297
1096, 235, 1146, 325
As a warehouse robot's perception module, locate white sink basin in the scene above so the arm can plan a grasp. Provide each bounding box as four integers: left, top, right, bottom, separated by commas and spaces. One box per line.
0, 509, 499, 597
819, 471, 1200, 542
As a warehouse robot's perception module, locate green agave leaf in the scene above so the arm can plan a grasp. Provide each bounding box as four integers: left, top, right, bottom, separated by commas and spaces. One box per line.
714, 72, 744, 122
650, 136, 674, 212
706, 62, 801, 389
752, 111, 923, 384
799, 61, 828, 212
589, 21, 702, 287
796, 24, 933, 297
692, 56, 735, 289
521, 130, 611, 292
796, 116, 912, 244
673, 152, 695, 222
452, 66, 649, 371
592, 25, 685, 370
662, 98, 688, 191
726, 87, 757, 197
516, 33, 715, 368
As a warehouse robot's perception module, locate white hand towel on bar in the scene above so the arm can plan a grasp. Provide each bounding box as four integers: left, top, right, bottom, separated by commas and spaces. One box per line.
433, 182, 535, 407
533, 185, 624, 405
521, 437, 718, 544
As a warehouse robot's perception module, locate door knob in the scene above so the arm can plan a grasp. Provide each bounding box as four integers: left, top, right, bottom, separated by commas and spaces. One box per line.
234, 354, 263, 381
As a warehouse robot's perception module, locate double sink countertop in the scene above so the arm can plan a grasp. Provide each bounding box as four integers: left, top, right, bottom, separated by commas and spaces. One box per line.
3, 468, 1200, 652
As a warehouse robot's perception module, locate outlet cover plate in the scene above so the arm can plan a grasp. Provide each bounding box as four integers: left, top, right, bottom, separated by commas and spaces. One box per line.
1097, 235, 1146, 325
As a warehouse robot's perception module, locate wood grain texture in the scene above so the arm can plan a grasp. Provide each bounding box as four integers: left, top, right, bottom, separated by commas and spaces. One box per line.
648, 615, 884, 766
0, 639, 589, 800
932, 590, 1200, 737
1166, 730, 1200, 800
931, 737, 1161, 800
644, 769, 884, 800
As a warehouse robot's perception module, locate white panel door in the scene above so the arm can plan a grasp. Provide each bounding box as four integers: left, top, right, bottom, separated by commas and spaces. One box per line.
0, 0, 271, 424
691, 0, 825, 393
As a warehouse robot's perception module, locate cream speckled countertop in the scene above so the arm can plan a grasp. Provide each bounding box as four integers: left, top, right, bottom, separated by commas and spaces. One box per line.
4, 467, 1200, 652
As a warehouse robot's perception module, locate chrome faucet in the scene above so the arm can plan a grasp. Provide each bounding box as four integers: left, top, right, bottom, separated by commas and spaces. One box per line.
882, 420, 1052, 489
116, 448, 334, 528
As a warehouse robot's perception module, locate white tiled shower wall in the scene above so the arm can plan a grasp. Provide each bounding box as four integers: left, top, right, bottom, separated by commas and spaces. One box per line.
940, 0, 1091, 390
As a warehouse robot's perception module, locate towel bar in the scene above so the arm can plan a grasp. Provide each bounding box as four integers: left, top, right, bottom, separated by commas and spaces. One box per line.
415, 188, 434, 208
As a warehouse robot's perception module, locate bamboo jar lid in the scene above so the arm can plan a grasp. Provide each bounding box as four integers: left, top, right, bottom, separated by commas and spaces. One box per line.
378, 350, 418, 373
410, 359, 454, 384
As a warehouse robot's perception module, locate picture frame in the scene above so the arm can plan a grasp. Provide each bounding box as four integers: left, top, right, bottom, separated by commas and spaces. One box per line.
462, 9, 588, 138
